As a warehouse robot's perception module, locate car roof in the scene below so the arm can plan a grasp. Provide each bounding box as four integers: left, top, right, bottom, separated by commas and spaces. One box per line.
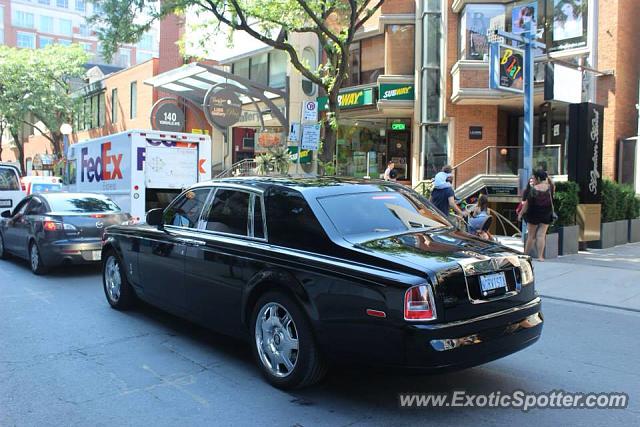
193, 176, 404, 198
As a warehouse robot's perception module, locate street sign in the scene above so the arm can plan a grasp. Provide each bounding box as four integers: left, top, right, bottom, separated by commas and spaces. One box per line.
152, 103, 186, 132
490, 44, 524, 93
288, 122, 301, 143
301, 124, 321, 150
302, 101, 318, 122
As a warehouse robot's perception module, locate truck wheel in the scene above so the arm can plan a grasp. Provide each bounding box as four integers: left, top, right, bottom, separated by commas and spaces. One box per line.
29, 241, 48, 275
251, 291, 328, 389
102, 251, 136, 310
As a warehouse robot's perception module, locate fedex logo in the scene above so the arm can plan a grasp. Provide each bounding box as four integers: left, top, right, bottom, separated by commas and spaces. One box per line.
81, 142, 123, 182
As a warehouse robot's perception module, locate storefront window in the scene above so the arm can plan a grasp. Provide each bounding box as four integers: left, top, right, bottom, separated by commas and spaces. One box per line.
336, 119, 411, 180
385, 25, 415, 75
459, 4, 505, 61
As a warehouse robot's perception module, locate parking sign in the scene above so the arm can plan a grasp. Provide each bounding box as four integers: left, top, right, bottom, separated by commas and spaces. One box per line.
302, 101, 318, 122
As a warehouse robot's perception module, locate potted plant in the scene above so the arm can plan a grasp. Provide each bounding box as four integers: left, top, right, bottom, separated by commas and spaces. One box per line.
614, 182, 629, 245
270, 146, 292, 175
622, 185, 640, 242
553, 181, 579, 255
255, 152, 274, 175
590, 179, 618, 249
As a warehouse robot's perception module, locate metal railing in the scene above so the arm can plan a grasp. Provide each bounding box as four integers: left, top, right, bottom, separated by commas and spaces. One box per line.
452, 145, 562, 187
215, 158, 257, 179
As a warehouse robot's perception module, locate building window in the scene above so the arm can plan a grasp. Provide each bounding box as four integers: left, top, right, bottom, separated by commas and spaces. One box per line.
39, 16, 54, 33
301, 48, 316, 95
269, 50, 287, 89
56, 0, 68, 8
345, 42, 360, 87
16, 32, 36, 49
80, 92, 106, 130
116, 48, 131, 67
251, 53, 268, 86
38, 0, 50, 4
79, 24, 90, 37
75, 0, 85, 12
12, 11, 35, 29
57, 39, 71, 46
80, 42, 92, 53
421, 1, 442, 123
360, 35, 385, 84
459, 4, 505, 61
58, 18, 72, 36
385, 25, 415, 75
422, 125, 448, 179
137, 34, 154, 51
111, 89, 117, 123
0, 6, 4, 44
130, 82, 137, 119
135, 51, 153, 63
39, 36, 54, 48
232, 58, 250, 80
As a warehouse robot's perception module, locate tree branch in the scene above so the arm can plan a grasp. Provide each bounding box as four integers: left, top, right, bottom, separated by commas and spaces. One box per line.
355, 0, 385, 30
293, 0, 342, 46
22, 120, 55, 145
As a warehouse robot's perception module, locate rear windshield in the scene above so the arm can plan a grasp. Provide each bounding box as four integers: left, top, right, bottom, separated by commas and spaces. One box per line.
318, 191, 449, 238
44, 194, 121, 213
31, 183, 62, 193
0, 168, 20, 191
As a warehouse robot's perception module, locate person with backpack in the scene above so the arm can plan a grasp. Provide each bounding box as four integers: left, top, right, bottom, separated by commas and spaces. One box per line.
517, 169, 555, 261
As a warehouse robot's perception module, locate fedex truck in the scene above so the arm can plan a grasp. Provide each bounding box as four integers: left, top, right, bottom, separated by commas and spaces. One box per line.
66, 130, 212, 221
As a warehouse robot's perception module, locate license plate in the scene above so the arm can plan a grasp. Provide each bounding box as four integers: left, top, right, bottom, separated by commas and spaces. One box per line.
90, 250, 102, 261
479, 272, 507, 295
0, 199, 12, 208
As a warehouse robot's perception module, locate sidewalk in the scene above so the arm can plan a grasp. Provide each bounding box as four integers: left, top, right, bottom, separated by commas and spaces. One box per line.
533, 242, 640, 311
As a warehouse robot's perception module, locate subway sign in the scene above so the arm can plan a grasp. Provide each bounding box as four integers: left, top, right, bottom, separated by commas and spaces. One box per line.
318, 87, 375, 111
379, 83, 415, 101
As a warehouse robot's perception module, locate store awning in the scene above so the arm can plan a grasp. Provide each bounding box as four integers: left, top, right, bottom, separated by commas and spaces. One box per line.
144, 62, 286, 106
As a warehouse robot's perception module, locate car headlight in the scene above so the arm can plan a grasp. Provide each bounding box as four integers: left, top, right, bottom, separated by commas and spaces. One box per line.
518, 257, 534, 286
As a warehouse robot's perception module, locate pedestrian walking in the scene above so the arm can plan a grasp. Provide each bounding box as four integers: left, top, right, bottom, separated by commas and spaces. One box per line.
383, 161, 396, 181
518, 169, 554, 261
430, 165, 467, 220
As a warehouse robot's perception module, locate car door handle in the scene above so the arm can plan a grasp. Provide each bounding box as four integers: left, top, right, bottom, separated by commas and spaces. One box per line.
177, 238, 206, 247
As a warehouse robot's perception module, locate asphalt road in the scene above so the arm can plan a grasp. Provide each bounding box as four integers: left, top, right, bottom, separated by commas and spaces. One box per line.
0, 255, 639, 427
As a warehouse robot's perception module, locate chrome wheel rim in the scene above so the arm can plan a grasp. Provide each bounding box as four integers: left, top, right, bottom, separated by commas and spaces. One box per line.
30, 245, 39, 271
105, 256, 121, 302
255, 302, 299, 378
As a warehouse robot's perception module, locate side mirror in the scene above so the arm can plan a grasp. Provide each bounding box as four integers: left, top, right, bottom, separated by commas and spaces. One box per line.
1, 210, 11, 218
146, 208, 164, 227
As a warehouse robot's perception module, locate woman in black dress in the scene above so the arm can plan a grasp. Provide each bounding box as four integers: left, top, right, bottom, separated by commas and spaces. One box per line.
517, 170, 554, 261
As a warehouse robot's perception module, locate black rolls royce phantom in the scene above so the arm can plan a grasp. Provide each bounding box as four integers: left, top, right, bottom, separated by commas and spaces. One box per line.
101, 177, 543, 389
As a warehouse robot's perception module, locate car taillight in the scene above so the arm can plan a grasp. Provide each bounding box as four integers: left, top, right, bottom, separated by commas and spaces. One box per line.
90, 214, 105, 218
404, 284, 437, 321
43, 220, 62, 231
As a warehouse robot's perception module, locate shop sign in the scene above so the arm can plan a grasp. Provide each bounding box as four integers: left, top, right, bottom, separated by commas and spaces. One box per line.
317, 88, 375, 111
301, 124, 321, 151
255, 132, 284, 152
379, 83, 414, 101
151, 103, 185, 132
489, 44, 524, 93
469, 126, 483, 140
391, 123, 406, 131
568, 102, 603, 204
486, 185, 518, 196
204, 88, 242, 128
288, 146, 312, 164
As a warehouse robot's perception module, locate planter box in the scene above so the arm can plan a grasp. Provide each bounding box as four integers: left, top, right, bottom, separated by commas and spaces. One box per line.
529, 232, 558, 259
629, 218, 640, 243
615, 220, 628, 246
588, 222, 617, 249
558, 225, 579, 255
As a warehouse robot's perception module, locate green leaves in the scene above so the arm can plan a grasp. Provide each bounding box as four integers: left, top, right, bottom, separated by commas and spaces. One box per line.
553, 181, 579, 227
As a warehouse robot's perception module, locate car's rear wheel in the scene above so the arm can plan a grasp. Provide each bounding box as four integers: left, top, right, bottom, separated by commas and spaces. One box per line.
0, 233, 7, 259
250, 291, 327, 389
102, 251, 136, 310
29, 241, 48, 275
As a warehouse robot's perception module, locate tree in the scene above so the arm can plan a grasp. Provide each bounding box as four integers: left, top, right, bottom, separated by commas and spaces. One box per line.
0, 45, 88, 170
90, 0, 386, 166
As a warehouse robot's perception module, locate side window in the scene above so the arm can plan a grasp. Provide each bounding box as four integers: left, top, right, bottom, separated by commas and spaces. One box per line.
24, 198, 45, 215
162, 188, 210, 228
205, 189, 250, 236
12, 197, 31, 217
253, 195, 265, 239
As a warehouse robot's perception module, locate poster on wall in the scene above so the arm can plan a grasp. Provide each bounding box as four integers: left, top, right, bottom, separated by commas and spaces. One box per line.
549, 0, 588, 52
511, 1, 537, 34
490, 44, 524, 93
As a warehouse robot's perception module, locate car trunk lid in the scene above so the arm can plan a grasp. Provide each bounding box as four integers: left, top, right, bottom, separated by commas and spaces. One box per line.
47, 212, 130, 238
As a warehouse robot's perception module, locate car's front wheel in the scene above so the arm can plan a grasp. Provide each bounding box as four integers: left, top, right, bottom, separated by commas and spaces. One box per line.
29, 241, 47, 275
250, 291, 327, 389
102, 251, 136, 310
